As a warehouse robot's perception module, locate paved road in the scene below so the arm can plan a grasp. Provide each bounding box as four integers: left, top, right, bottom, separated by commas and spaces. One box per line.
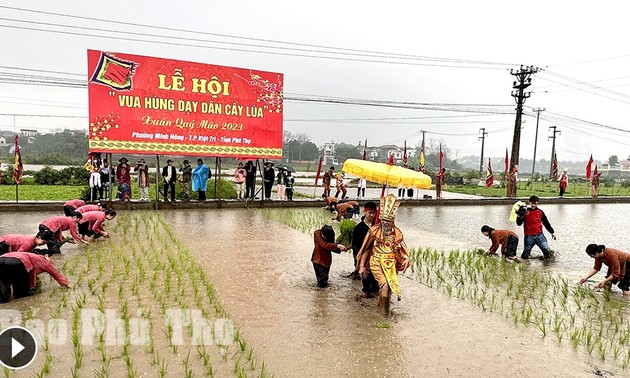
293, 185, 482, 200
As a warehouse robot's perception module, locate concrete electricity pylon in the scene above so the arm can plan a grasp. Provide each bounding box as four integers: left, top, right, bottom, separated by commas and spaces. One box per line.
549, 126, 561, 179
531, 107, 546, 178
509, 65, 539, 196
478, 128, 488, 176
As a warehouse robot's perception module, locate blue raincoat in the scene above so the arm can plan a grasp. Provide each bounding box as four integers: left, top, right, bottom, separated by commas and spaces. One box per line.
192, 163, 210, 191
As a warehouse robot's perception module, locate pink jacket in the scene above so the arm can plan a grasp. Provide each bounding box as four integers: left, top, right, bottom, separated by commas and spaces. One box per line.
75, 204, 100, 214
63, 199, 85, 209
79, 211, 107, 234
2, 252, 69, 289
0, 234, 37, 252
41, 216, 82, 242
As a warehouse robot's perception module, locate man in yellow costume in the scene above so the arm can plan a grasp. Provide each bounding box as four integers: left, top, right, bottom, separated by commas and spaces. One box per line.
356, 194, 410, 316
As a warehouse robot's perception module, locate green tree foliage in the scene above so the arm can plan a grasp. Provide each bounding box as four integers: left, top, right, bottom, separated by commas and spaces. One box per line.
21, 131, 88, 165
609, 155, 619, 166
33, 166, 90, 185
334, 143, 361, 162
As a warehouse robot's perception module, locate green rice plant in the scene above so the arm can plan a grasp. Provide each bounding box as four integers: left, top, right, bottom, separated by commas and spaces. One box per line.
570, 329, 580, 349
183, 350, 192, 378
159, 359, 168, 378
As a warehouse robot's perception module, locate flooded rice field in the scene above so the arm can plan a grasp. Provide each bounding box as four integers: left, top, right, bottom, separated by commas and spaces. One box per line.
0, 203, 627, 377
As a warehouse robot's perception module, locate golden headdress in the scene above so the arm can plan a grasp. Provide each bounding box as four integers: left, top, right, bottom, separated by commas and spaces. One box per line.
379, 194, 400, 222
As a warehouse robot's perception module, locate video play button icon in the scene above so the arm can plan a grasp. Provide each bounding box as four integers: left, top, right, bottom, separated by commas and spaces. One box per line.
0, 326, 38, 370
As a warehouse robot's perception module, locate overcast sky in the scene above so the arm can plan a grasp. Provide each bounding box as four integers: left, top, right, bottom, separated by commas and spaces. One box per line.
2, 1, 630, 163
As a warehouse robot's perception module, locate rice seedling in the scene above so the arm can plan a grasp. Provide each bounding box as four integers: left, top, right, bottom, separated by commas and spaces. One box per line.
183, 350, 193, 378
159, 359, 169, 378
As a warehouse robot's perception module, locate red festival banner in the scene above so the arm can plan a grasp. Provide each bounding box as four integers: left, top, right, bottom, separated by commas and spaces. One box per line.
87, 50, 284, 158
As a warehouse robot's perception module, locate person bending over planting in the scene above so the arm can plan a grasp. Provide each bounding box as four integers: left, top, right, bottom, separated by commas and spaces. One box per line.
480, 225, 519, 262
579, 244, 630, 295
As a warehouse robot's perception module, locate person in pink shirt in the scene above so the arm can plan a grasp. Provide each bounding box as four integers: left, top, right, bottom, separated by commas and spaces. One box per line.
63, 199, 86, 216
75, 202, 107, 214
39, 212, 86, 253
0, 252, 69, 302
0, 232, 50, 255
78, 209, 116, 242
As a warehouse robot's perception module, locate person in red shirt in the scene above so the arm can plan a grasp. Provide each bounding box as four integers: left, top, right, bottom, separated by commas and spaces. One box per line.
78, 209, 117, 242
0, 252, 69, 302
311, 225, 347, 288
480, 225, 519, 261
515, 196, 556, 260
63, 199, 86, 216
75, 202, 106, 214
0, 232, 50, 255
579, 244, 630, 295
330, 201, 359, 221
39, 212, 86, 253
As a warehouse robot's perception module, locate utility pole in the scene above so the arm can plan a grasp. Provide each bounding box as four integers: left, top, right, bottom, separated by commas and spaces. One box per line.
478, 128, 488, 176
531, 107, 546, 179
419, 130, 426, 172
548, 126, 561, 179
509, 65, 539, 196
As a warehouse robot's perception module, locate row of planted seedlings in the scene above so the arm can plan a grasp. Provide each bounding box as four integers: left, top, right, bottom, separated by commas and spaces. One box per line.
14, 212, 270, 378
410, 247, 630, 368
260, 208, 332, 234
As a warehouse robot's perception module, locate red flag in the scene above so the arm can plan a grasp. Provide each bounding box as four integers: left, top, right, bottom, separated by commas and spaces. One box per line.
504, 148, 509, 179
586, 154, 593, 179
439, 144, 444, 171
362, 139, 367, 160
485, 158, 494, 188
387, 153, 394, 165
12, 135, 23, 185
403, 141, 408, 168
552, 152, 558, 181
314, 153, 323, 186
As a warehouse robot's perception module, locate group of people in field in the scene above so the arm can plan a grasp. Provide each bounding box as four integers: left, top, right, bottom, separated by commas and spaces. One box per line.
312, 195, 410, 316
0, 199, 116, 303
481, 195, 630, 295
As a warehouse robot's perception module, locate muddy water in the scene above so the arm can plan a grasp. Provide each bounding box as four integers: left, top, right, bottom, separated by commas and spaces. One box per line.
0, 206, 624, 376
162, 207, 621, 377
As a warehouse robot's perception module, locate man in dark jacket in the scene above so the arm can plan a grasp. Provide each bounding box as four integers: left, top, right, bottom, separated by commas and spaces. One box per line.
263, 162, 275, 200
351, 201, 379, 296
162, 159, 177, 202
516, 196, 557, 259
245, 160, 257, 199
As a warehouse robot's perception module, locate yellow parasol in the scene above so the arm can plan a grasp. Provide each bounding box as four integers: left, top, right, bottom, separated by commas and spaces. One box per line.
342, 159, 432, 189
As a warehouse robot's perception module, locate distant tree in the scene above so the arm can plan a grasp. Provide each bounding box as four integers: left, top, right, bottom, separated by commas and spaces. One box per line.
610, 155, 619, 166
301, 141, 319, 161
334, 143, 361, 163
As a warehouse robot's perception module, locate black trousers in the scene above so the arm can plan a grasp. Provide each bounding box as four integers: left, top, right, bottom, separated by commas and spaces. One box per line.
0, 257, 31, 301
246, 180, 255, 198
505, 235, 518, 257
164, 181, 175, 201
313, 262, 331, 288
286, 188, 293, 200
264, 181, 273, 199
198, 190, 206, 201
38, 225, 62, 254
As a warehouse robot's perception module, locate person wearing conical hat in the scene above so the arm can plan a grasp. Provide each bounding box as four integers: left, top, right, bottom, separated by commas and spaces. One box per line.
559, 167, 569, 198
356, 194, 410, 316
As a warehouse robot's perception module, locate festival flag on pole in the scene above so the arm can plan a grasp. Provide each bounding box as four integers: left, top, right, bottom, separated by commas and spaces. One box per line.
403, 140, 408, 168
485, 158, 494, 188
586, 154, 594, 179
314, 153, 323, 186
362, 139, 367, 160
552, 152, 558, 181
13, 135, 23, 185
504, 148, 509, 180
439, 144, 444, 171
419, 141, 425, 172
387, 153, 394, 165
